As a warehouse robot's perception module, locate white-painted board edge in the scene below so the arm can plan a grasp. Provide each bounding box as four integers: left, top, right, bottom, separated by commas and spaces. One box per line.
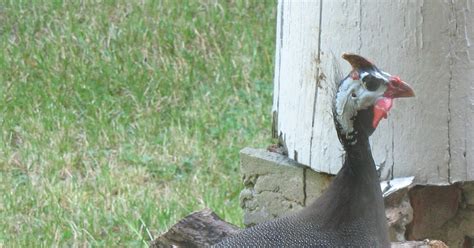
273, 0, 474, 184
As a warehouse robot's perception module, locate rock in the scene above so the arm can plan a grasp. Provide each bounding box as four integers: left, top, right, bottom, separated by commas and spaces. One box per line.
240, 147, 308, 226
462, 181, 474, 206
406, 185, 462, 240
391, 240, 448, 248
304, 167, 333, 205
383, 177, 415, 241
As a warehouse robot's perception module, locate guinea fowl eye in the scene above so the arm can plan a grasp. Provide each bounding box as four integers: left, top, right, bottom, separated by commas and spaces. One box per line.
362, 75, 383, 91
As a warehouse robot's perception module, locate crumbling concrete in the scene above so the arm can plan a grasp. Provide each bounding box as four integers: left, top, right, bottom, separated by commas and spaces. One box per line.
239, 147, 333, 226
240, 147, 474, 247
304, 166, 332, 205
383, 177, 415, 242
407, 182, 474, 247
406, 185, 462, 240
240, 147, 307, 226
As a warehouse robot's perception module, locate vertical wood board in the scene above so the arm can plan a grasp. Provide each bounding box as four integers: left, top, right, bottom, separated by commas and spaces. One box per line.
273, 1, 321, 164
273, 0, 474, 184
448, 0, 474, 181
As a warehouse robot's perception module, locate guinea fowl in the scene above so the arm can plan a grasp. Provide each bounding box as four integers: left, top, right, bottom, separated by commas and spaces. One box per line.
215, 53, 415, 247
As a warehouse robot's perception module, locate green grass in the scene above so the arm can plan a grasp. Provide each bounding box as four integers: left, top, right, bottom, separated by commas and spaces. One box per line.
0, 0, 276, 246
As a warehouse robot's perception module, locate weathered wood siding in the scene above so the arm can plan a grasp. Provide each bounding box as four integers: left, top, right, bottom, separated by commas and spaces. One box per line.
272, 0, 474, 184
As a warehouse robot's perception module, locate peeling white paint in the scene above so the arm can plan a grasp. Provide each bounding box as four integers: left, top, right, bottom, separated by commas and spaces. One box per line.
273, 0, 474, 184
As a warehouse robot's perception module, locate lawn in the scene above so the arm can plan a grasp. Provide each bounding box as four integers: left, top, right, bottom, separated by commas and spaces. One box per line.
0, 0, 276, 246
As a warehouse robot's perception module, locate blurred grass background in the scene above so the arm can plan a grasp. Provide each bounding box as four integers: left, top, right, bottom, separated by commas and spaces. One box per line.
0, 0, 276, 246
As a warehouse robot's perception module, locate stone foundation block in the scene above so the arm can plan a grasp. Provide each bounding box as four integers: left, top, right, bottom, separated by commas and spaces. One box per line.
239, 147, 331, 226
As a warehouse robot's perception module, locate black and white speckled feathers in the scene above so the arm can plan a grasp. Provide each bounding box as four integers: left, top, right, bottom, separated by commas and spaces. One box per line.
215, 108, 390, 247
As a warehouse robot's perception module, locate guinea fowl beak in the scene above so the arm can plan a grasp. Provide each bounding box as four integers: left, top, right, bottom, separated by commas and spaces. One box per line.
372, 76, 415, 129
384, 76, 415, 98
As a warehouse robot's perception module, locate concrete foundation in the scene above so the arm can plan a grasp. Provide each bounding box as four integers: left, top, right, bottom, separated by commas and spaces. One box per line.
239, 147, 474, 247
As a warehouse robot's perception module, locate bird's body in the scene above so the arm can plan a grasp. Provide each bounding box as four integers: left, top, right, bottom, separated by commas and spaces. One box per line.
215, 53, 414, 247
216, 132, 389, 247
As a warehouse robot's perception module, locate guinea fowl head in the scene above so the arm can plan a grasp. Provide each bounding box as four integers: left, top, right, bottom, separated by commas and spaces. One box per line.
334, 53, 415, 146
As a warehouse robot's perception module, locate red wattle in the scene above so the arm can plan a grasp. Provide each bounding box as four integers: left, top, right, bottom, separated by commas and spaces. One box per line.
373, 97, 393, 128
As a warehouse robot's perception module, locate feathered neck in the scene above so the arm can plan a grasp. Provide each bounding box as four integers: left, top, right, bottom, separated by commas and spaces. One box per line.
334, 107, 375, 149
300, 109, 390, 245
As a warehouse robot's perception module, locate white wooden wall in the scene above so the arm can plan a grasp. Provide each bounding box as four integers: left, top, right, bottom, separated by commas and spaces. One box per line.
272, 0, 474, 184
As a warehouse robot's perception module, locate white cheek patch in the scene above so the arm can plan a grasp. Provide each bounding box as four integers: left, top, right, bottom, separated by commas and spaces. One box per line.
335, 78, 359, 136
357, 89, 383, 109
335, 75, 387, 137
